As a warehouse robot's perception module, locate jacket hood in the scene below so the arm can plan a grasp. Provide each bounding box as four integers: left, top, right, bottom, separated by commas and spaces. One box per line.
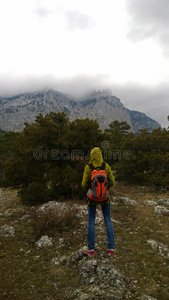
89, 147, 103, 165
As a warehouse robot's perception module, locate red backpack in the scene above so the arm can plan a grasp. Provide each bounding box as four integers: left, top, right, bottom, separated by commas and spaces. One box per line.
87, 162, 109, 202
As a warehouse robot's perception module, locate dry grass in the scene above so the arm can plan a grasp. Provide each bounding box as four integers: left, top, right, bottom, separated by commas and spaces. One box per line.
108, 182, 169, 300
0, 183, 169, 299
32, 206, 79, 239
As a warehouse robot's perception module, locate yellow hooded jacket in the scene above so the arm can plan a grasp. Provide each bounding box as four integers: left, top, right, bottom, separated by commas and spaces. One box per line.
82, 147, 115, 203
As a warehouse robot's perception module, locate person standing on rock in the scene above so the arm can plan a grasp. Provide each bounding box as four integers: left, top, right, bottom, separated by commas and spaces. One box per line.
82, 147, 115, 256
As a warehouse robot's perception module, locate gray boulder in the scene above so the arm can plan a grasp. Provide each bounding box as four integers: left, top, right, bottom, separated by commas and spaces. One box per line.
35, 235, 53, 248
144, 201, 157, 206
154, 205, 169, 215
116, 196, 137, 206
58, 249, 134, 299
0, 225, 15, 237
157, 198, 169, 206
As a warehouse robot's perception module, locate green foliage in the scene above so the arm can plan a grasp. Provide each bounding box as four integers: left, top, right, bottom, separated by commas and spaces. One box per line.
104, 121, 131, 164
3, 112, 103, 204
0, 128, 6, 137
67, 118, 101, 154
2, 114, 169, 204
0, 131, 21, 183
106, 120, 131, 153
18, 182, 50, 205
115, 127, 169, 187
106, 120, 130, 138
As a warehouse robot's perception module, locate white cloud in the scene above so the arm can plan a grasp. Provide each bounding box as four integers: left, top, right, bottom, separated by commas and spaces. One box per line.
0, 0, 168, 128
65, 10, 95, 31
110, 82, 169, 128
126, 0, 169, 55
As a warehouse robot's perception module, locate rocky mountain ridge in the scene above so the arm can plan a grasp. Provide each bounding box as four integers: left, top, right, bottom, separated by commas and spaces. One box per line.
0, 89, 160, 133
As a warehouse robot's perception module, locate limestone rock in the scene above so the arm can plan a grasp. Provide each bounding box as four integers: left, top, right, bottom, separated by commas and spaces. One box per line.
0, 89, 160, 133
147, 239, 169, 258
58, 238, 65, 248
157, 198, 169, 206
154, 205, 169, 215
144, 201, 157, 206
116, 196, 137, 206
0, 225, 15, 237
60, 249, 134, 299
35, 235, 53, 248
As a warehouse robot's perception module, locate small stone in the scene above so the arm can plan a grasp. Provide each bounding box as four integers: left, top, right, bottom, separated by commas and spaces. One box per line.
154, 205, 169, 215
116, 196, 137, 205
0, 225, 15, 237
157, 198, 169, 206
59, 256, 67, 264
58, 237, 65, 247
51, 257, 60, 265
144, 201, 157, 206
89, 277, 95, 284
35, 235, 53, 248
78, 293, 90, 300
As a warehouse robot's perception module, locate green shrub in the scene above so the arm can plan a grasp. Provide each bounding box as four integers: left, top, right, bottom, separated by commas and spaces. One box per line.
19, 182, 49, 205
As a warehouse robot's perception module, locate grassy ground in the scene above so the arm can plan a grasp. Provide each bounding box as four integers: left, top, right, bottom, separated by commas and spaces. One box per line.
109, 183, 169, 300
0, 183, 169, 299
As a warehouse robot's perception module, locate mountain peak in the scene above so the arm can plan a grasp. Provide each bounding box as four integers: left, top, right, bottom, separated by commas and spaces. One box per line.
0, 89, 160, 133
93, 89, 112, 98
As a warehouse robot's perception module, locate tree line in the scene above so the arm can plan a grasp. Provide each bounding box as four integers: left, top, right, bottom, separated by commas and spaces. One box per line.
0, 112, 168, 205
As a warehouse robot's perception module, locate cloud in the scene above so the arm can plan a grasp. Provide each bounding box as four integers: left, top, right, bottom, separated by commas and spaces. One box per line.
0, 74, 168, 128
0, 73, 108, 99
34, 0, 53, 18
35, 6, 51, 18
65, 10, 94, 31
110, 82, 169, 128
126, 0, 169, 53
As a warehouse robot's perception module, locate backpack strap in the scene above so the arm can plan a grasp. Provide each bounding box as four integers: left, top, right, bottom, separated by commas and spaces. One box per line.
88, 163, 95, 171
100, 162, 106, 170
88, 162, 106, 171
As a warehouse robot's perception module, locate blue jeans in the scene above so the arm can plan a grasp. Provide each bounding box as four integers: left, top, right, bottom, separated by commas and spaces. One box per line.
87, 203, 115, 250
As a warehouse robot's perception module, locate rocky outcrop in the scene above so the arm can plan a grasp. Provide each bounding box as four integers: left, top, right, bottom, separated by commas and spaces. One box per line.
51, 249, 135, 300
157, 198, 169, 206
128, 110, 160, 134
154, 205, 169, 215
35, 235, 53, 248
114, 196, 138, 206
78, 90, 133, 131
0, 89, 160, 133
0, 224, 15, 237
147, 239, 169, 259
1, 186, 168, 299
144, 200, 157, 206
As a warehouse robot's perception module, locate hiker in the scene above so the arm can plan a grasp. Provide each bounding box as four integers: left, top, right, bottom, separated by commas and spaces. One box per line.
82, 147, 115, 256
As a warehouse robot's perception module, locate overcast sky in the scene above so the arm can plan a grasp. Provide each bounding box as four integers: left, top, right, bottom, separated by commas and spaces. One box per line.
0, 0, 169, 128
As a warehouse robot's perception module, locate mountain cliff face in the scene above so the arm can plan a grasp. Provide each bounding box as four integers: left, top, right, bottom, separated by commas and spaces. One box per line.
128, 109, 160, 133
0, 89, 160, 133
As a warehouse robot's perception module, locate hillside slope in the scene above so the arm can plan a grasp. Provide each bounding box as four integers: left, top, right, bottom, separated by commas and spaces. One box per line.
0, 89, 160, 133
0, 184, 169, 299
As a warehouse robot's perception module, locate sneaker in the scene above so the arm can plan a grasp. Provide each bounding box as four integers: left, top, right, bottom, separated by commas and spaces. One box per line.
108, 249, 115, 256
82, 246, 95, 256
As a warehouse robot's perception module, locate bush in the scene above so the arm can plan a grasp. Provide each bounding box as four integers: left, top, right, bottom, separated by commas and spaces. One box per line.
3, 112, 103, 204
32, 206, 78, 238
19, 182, 50, 205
